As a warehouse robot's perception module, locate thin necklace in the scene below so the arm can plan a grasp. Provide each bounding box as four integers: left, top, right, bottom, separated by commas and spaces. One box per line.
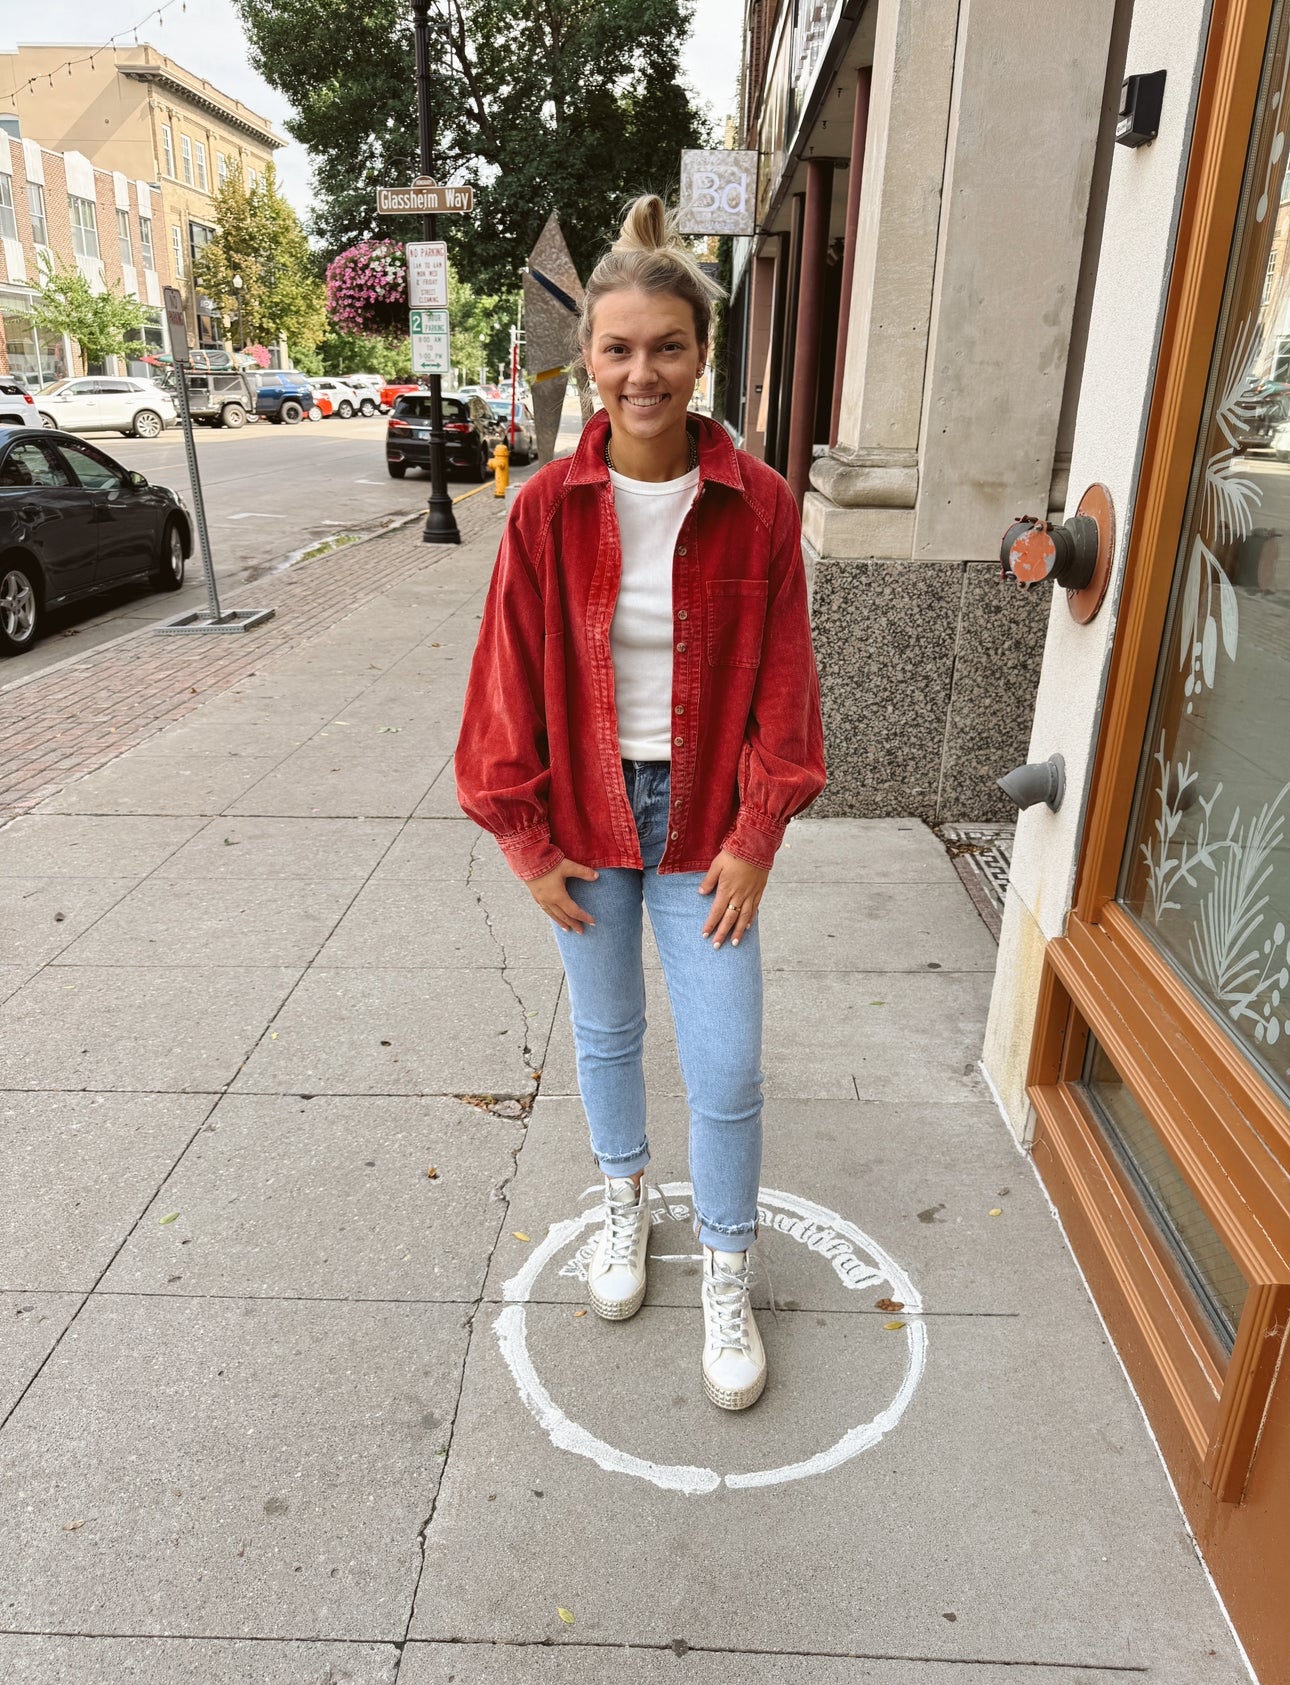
605, 431, 699, 477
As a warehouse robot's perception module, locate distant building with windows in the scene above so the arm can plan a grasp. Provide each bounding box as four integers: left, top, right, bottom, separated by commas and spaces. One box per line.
0, 134, 170, 383
0, 41, 285, 351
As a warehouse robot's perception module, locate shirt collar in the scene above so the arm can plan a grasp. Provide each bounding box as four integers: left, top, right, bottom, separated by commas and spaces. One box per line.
562, 407, 744, 491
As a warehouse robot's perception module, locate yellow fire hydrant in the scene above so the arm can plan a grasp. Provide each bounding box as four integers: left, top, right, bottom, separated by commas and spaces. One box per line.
487, 440, 510, 498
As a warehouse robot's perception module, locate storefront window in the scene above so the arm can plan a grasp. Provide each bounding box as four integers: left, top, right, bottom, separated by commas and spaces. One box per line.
1084, 1041, 1246, 1351
124, 310, 166, 378
0, 304, 68, 386
1122, 1, 1290, 1105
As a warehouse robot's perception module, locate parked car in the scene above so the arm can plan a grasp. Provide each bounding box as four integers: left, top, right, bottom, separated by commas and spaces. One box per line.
380, 376, 425, 410
385, 392, 505, 480
0, 427, 192, 654
305, 377, 360, 417
35, 377, 176, 439
247, 370, 315, 425
343, 373, 390, 411
487, 398, 537, 464
0, 378, 41, 429
328, 376, 381, 416
159, 367, 256, 430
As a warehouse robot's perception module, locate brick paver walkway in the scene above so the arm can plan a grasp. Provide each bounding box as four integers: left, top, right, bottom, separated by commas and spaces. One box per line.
0, 490, 508, 825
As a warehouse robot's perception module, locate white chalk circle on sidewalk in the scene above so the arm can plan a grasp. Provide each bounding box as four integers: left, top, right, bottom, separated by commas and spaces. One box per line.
494, 1182, 927, 1496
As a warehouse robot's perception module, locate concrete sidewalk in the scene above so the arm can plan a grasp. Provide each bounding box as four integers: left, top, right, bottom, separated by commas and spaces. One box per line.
0, 517, 1252, 1683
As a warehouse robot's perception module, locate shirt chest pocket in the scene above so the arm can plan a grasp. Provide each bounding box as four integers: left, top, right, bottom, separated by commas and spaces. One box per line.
705, 578, 769, 669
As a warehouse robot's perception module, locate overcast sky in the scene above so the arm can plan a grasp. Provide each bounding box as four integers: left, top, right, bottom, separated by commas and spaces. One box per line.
13, 0, 744, 220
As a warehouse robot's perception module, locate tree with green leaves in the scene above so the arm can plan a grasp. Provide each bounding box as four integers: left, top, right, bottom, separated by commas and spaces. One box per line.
192, 162, 327, 360
231, 0, 709, 296
29, 257, 149, 373
448, 272, 517, 385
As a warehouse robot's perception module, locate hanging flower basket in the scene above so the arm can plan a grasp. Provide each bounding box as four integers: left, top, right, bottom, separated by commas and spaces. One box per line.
325, 240, 409, 335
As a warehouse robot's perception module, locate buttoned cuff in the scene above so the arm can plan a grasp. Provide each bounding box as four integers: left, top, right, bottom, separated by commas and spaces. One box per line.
497, 822, 566, 882
721, 805, 787, 870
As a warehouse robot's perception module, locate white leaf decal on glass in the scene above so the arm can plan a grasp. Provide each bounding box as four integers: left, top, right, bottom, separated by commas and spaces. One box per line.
1218, 567, 1239, 660
1202, 617, 1217, 689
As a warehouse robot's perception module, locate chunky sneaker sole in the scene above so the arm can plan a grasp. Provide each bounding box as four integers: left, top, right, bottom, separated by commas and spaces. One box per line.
701, 1245, 767, 1410
702, 1361, 766, 1412
587, 1178, 651, 1321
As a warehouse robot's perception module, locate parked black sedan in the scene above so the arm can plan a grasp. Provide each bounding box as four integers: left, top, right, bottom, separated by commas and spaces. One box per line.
0, 427, 192, 655
386, 393, 505, 481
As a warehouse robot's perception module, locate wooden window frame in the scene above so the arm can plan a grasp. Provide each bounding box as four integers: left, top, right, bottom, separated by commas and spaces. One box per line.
1029, 0, 1290, 1507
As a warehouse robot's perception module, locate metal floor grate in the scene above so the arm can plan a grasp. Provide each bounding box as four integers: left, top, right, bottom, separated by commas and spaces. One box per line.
936, 825, 1014, 943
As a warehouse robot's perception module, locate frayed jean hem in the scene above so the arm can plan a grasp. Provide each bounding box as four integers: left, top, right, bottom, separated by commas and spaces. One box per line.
593, 1142, 650, 1179
693, 1210, 757, 1253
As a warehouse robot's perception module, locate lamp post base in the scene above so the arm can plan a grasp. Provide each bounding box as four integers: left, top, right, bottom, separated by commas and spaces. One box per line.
423, 490, 462, 544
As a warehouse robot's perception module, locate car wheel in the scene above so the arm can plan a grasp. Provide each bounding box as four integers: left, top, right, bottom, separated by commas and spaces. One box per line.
220, 403, 247, 429
387, 462, 407, 479
133, 408, 164, 439
154, 519, 186, 592
336, 400, 355, 418
0, 559, 41, 655
281, 401, 304, 425
359, 398, 377, 417
476, 445, 491, 482
308, 405, 323, 422
38, 412, 55, 429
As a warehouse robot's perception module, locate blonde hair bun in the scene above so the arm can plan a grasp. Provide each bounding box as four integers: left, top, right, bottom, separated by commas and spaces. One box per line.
612, 194, 681, 255
578, 192, 726, 353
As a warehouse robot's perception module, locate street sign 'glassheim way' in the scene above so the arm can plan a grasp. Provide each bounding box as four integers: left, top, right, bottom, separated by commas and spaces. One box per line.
378, 184, 474, 215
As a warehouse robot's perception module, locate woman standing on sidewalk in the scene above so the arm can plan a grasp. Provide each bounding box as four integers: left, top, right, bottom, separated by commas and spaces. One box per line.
455, 195, 825, 1410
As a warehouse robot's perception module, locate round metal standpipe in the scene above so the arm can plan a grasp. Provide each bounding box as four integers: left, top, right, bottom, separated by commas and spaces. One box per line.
998, 483, 1115, 621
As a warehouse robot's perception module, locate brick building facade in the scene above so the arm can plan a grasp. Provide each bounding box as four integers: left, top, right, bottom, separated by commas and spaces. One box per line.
0, 134, 171, 383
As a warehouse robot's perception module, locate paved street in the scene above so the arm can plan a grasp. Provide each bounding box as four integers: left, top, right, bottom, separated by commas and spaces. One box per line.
0, 509, 1252, 1682
5, 416, 474, 681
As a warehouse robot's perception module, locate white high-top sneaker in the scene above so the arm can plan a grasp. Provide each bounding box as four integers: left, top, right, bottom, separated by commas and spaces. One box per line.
586, 1177, 651, 1320
700, 1245, 767, 1410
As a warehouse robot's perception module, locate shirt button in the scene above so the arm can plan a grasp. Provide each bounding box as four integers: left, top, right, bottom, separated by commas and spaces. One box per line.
674, 735, 685, 747
674, 704, 685, 715
677, 546, 687, 557
670, 829, 679, 840
676, 641, 688, 653
677, 609, 688, 621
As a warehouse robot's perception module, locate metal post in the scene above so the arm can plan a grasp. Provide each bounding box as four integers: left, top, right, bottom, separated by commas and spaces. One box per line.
412, 0, 461, 545
175, 369, 223, 621
156, 283, 274, 635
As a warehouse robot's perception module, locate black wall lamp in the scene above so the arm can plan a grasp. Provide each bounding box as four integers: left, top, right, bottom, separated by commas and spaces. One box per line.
1116, 70, 1165, 148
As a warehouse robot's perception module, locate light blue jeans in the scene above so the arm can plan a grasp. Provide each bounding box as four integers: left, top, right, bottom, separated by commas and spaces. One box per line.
550, 760, 764, 1251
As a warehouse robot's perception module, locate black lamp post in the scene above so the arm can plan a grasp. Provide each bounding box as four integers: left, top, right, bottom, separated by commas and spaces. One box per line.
411, 0, 461, 545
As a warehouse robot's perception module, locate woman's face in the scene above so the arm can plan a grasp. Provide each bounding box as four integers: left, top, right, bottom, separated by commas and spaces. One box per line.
584, 287, 707, 450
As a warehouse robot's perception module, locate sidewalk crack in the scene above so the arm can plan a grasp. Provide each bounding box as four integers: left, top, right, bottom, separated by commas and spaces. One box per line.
468, 835, 540, 1082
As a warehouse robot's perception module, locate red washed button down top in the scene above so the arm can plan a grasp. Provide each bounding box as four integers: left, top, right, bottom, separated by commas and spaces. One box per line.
454, 409, 826, 880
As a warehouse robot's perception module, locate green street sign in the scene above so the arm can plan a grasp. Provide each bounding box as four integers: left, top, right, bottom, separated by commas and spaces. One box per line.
410, 308, 450, 375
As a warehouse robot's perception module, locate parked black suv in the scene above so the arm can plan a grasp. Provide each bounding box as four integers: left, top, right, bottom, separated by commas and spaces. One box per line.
385, 393, 504, 480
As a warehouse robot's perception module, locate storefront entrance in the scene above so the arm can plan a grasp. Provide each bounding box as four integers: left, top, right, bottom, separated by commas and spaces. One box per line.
1028, 1, 1290, 1676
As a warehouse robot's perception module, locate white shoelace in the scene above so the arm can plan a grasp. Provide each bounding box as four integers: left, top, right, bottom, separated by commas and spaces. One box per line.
602, 1181, 685, 1265
704, 1256, 754, 1350
603, 1184, 647, 1264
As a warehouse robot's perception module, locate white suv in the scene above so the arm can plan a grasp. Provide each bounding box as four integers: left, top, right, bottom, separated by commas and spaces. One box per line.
0, 378, 41, 429
36, 377, 177, 439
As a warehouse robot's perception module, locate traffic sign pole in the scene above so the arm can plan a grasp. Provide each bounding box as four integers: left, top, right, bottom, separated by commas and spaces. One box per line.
155, 286, 274, 636
412, 0, 461, 546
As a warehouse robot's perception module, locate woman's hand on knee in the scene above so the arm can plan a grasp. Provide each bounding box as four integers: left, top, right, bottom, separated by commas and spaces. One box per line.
527, 859, 599, 933
699, 851, 770, 949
